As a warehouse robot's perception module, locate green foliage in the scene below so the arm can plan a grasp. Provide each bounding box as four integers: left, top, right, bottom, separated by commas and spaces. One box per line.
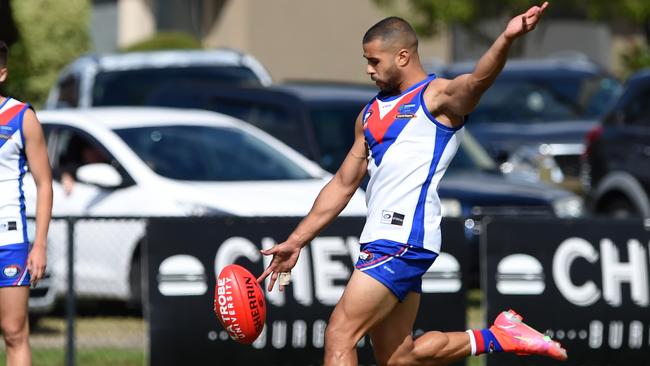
122, 32, 202, 52
3, 0, 89, 107
373, 0, 650, 37
621, 42, 650, 77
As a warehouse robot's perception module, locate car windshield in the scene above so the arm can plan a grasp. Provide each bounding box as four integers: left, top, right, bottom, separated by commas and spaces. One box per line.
114, 125, 314, 181
464, 75, 620, 123
308, 101, 362, 173
93, 66, 262, 106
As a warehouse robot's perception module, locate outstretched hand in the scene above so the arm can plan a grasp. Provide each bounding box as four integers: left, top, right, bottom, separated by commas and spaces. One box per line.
504, 2, 549, 41
257, 241, 301, 292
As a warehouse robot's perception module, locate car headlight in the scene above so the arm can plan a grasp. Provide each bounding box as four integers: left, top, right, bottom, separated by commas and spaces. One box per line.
552, 196, 584, 218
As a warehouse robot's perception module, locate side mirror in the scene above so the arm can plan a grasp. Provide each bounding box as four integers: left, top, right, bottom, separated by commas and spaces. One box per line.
76, 163, 123, 188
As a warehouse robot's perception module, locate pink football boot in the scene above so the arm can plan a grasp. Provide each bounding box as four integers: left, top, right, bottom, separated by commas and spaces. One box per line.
490, 309, 568, 361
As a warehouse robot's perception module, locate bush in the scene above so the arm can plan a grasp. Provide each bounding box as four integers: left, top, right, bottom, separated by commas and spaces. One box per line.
3, 0, 89, 107
621, 41, 650, 78
122, 32, 202, 52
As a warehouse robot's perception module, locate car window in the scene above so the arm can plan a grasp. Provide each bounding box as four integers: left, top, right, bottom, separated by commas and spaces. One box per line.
307, 102, 360, 173
114, 125, 314, 181
203, 99, 312, 158
92, 66, 262, 106
56, 74, 80, 108
464, 75, 620, 123
620, 85, 650, 126
50, 128, 115, 182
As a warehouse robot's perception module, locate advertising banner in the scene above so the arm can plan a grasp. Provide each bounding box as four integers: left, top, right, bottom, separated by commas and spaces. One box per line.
146, 217, 467, 365
483, 218, 650, 366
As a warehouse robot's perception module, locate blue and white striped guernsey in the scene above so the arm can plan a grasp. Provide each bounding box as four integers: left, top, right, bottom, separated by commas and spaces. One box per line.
360, 75, 464, 253
0, 97, 31, 246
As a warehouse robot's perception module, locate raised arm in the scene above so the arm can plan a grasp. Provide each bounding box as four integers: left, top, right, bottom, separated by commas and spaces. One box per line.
258, 111, 368, 291
428, 2, 549, 125
23, 109, 53, 286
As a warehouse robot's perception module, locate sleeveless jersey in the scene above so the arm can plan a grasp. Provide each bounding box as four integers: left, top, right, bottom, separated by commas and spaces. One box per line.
359, 75, 464, 253
0, 98, 31, 246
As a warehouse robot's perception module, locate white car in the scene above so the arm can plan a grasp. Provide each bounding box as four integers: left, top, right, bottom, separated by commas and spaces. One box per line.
24, 107, 366, 311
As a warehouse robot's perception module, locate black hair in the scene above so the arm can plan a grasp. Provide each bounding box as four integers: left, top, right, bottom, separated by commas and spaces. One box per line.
362, 17, 418, 50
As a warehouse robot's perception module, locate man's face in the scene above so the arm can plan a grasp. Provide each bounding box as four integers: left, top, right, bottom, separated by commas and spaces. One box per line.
363, 39, 400, 94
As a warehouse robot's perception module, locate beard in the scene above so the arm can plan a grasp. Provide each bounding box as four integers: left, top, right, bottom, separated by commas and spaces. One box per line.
372, 68, 401, 96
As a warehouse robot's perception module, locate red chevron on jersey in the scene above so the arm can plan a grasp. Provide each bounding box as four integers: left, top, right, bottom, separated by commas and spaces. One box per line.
0, 103, 26, 125
366, 85, 426, 144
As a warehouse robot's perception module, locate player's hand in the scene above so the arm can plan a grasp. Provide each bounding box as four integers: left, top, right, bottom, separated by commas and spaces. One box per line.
503, 2, 548, 41
28, 243, 47, 287
257, 241, 301, 292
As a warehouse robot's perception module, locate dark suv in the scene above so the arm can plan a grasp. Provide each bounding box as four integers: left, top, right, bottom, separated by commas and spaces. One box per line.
582, 69, 650, 218
438, 56, 622, 193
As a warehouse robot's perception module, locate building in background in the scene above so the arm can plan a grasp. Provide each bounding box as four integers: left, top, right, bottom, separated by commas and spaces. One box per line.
92, 0, 637, 82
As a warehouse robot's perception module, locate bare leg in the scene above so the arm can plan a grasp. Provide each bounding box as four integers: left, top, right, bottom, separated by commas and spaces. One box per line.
0, 286, 31, 366
387, 331, 471, 366
324, 270, 400, 366
368, 292, 420, 366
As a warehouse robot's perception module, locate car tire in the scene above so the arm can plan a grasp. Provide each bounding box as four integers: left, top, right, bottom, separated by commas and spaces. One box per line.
600, 195, 639, 219
129, 254, 142, 312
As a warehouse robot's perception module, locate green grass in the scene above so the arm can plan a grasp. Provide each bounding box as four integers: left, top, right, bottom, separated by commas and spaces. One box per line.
0, 349, 144, 366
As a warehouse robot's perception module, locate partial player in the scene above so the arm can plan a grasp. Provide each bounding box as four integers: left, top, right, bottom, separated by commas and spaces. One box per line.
214, 264, 266, 345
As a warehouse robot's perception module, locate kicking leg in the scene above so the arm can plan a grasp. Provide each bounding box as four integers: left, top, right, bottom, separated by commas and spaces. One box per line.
387, 309, 567, 366
368, 292, 420, 366
324, 269, 400, 366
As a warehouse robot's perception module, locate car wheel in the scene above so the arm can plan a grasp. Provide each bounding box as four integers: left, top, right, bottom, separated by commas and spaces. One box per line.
129, 254, 142, 312
600, 196, 639, 219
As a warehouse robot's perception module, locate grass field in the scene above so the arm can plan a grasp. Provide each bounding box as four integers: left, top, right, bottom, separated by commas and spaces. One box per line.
0, 294, 486, 366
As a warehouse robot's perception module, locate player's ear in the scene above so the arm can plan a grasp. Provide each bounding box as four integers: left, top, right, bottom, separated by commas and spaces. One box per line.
0, 67, 7, 83
396, 48, 410, 67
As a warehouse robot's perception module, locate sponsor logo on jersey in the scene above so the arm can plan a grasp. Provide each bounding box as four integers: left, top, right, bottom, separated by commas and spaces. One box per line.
381, 210, 405, 226
0, 221, 17, 232
0, 133, 11, 140
399, 103, 417, 114
396, 114, 415, 119
3, 265, 20, 278
363, 109, 373, 125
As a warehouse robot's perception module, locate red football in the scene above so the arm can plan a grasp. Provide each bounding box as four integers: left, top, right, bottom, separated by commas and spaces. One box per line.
214, 264, 266, 344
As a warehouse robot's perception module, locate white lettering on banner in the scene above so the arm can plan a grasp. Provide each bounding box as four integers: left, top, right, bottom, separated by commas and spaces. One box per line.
346, 237, 361, 264
311, 237, 350, 306
313, 320, 327, 348
260, 237, 314, 307
630, 321, 643, 349
292, 320, 307, 348
214, 237, 261, 277
601, 239, 649, 307
589, 320, 603, 349
272, 321, 287, 349
609, 321, 624, 349
553, 237, 601, 306
553, 237, 650, 307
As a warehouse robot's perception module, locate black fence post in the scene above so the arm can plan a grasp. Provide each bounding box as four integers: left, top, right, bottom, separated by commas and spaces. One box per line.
66, 217, 76, 366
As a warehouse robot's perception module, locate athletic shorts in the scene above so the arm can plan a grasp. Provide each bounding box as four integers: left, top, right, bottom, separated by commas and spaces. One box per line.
355, 239, 438, 301
0, 243, 30, 287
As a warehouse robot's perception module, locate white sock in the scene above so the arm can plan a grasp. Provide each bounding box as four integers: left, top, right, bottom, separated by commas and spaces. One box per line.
466, 329, 477, 356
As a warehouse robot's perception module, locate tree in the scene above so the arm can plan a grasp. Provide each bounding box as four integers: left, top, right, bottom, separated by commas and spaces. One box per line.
374, 0, 650, 74
3, 0, 90, 107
